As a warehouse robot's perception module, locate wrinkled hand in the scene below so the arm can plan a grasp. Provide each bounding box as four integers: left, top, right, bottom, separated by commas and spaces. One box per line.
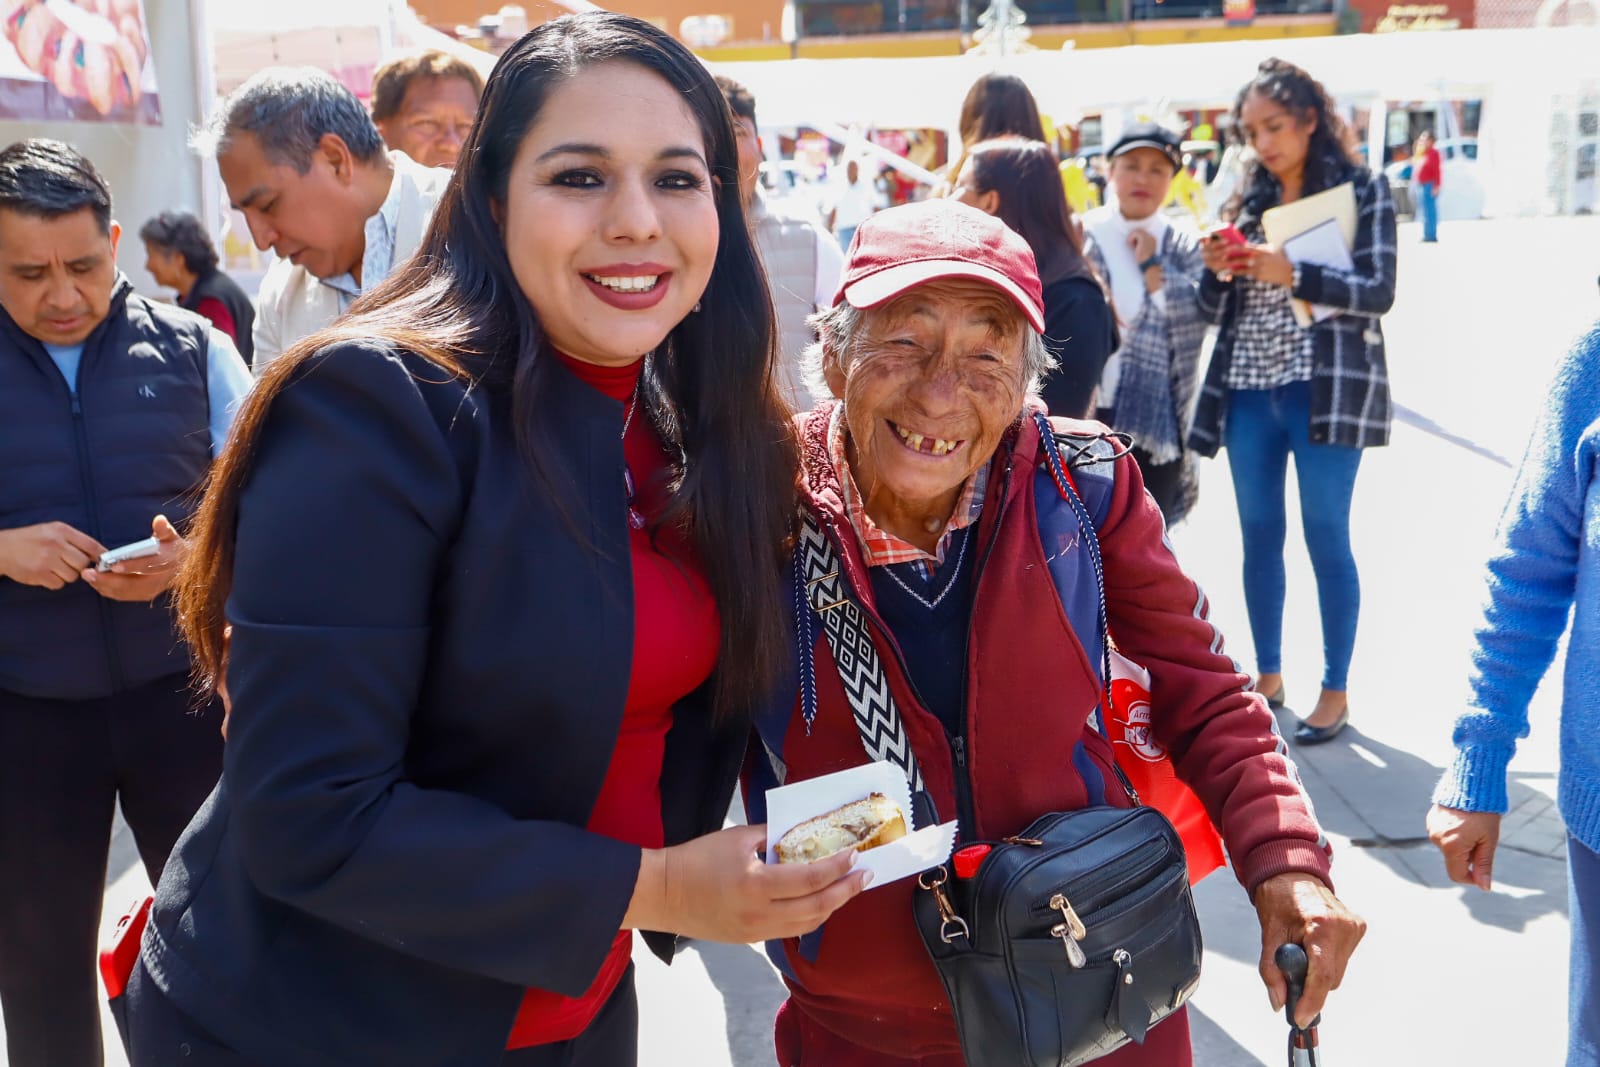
0, 521, 105, 589
626, 824, 868, 943
1128, 229, 1158, 263
80, 514, 183, 602
1233, 244, 1295, 288
1253, 872, 1366, 1028
1427, 805, 1500, 891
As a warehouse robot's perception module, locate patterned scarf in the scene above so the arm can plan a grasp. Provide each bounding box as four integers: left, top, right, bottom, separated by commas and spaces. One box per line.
1099, 226, 1186, 466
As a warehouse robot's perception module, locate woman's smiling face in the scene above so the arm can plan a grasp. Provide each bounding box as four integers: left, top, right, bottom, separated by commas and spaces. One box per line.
500, 60, 719, 366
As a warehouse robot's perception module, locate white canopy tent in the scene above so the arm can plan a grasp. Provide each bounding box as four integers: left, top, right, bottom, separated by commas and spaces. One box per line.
197, 11, 1600, 217
712, 26, 1596, 127
712, 26, 1600, 216
206, 0, 496, 97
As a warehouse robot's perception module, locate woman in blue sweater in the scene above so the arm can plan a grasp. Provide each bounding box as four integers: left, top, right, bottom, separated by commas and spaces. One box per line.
1428, 323, 1600, 1067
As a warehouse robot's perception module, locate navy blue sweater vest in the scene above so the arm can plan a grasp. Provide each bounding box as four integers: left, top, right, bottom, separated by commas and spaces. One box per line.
0, 278, 212, 699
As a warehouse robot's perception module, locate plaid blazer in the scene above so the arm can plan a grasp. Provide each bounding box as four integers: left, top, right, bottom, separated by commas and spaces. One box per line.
1188, 164, 1397, 456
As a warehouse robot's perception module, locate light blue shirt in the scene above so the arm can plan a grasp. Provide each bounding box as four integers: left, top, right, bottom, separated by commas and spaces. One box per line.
319, 167, 403, 309
42, 329, 254, 457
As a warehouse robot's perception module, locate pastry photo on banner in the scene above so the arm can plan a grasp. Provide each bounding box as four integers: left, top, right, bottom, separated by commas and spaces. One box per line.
0, 0, 160, 124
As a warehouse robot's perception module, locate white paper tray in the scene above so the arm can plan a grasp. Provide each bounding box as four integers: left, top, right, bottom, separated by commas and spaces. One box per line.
764, 761, 958, 890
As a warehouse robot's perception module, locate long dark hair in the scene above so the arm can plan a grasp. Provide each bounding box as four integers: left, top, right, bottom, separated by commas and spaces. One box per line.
957, 73, 1043, 147
176, 12, 795, 719
1227, 58, 1362, 225
966, 138, 1099, 289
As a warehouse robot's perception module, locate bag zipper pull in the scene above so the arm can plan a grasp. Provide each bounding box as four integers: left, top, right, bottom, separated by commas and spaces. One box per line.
1048, 892, 1088, 968
1107, 948, 1152, 1042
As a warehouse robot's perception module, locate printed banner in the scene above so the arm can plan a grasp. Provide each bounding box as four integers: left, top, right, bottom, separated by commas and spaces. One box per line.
1222, 0, 1256, 25
0, 0, 161, 125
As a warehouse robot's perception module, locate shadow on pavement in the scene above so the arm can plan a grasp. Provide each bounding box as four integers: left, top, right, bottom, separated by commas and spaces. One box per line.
1192, 711, 1569, 974
682, 940, 787, 1067
1273, 712, 1445, 882
1285, 722, 1567, 928
1188, 1004, 1271, 1067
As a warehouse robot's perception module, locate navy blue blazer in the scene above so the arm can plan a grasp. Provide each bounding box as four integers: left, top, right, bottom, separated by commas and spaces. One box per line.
139, 343, 748, 1065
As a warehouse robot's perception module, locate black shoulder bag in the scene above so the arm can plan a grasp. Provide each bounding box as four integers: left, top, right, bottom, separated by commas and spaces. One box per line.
796, 419, 1203, 1067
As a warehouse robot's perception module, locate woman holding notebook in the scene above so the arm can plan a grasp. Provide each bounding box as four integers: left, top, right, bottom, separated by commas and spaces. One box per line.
1187, 57, 1397, 746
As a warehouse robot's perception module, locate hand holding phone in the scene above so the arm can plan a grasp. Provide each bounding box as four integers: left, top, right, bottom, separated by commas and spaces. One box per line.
1201, 225, 1252, 278
1207, 223, 1248, 247
97, 537, 162, 572
83, 516, 184, 603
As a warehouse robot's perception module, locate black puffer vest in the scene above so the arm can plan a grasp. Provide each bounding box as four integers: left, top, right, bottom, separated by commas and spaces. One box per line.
0, 277, 212, 699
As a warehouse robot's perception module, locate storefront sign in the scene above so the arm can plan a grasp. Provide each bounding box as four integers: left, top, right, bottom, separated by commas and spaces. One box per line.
1223, 0, 1256, 26
1375, 4, 1462, 31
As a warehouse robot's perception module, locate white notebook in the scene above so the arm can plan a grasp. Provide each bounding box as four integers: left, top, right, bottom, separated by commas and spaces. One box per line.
1262, 182, 1358, 327
1281, 218, 1355, 323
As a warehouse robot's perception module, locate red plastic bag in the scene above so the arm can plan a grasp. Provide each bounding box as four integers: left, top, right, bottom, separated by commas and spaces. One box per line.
1104, 648, 1227, 885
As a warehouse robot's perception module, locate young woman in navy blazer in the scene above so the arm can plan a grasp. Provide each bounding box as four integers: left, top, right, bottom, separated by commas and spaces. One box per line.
122, 14, 866, 1065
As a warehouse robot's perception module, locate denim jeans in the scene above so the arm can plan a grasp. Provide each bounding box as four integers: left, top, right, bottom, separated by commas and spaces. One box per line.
1418, 180, 1439, 242
1222, 381, 1363, 691
1570, 834, 1600, 1067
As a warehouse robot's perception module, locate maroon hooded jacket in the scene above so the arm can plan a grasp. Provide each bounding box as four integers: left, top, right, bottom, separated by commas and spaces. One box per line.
747, 404, 1333, 1064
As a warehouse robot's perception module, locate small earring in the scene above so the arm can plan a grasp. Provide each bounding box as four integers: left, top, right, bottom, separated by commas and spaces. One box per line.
692, 300, 702, 313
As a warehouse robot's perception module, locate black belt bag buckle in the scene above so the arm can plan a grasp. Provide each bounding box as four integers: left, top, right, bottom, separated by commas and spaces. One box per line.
914, 805, 1203, 1067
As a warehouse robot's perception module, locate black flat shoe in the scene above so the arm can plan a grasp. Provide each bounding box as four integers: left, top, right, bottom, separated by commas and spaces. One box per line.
1261, 685, 1286, 710
1292, 707, 1350, 746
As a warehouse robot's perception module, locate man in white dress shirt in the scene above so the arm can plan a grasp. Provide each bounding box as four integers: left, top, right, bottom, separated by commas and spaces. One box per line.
196, 68, 452, 370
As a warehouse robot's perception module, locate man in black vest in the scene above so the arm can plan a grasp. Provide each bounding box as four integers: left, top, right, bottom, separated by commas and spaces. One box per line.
0, 140, 251, 1066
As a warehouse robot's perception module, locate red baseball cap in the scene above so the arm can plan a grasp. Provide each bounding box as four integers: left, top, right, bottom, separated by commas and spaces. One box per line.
834, 199, 1045, 334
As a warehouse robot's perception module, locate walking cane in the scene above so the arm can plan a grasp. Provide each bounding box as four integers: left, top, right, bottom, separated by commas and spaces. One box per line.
1274, 942, 1321, 1066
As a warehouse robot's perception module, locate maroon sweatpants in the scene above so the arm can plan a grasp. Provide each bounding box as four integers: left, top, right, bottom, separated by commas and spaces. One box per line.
775, 997, 1195, 1067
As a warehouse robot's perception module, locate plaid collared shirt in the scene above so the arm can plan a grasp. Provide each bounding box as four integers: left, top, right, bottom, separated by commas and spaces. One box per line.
1224, 274, 1314, 391
827, 404, 987, 576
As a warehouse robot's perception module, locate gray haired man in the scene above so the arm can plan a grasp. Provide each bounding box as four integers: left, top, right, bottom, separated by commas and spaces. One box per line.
196, 67, 451, 369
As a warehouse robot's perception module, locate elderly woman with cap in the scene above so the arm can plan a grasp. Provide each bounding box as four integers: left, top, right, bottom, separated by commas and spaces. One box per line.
1082, 122, 1208, 524
745, 198, 1364, 1066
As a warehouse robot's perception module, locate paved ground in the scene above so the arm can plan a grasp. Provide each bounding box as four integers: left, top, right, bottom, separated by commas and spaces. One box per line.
6, 213, 1596, 1065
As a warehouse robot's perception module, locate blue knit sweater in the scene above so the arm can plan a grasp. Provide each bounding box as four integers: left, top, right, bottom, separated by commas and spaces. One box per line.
1434, 323, 1600, 852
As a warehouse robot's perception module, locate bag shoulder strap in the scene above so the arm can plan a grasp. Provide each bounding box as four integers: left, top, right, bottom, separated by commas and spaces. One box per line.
1032, 412, 1127, 686
1031, 412, 1142, 805
795, 514, 925, 794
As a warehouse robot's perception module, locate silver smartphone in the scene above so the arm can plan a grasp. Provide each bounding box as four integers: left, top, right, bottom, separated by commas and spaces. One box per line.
97, 537, 161, 572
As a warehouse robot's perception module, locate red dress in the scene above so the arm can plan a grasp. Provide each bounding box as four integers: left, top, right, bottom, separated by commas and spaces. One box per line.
505, 353, 721, 1049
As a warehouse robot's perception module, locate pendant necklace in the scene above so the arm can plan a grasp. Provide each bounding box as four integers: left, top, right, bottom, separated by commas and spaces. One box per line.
621, 376, 647, 530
